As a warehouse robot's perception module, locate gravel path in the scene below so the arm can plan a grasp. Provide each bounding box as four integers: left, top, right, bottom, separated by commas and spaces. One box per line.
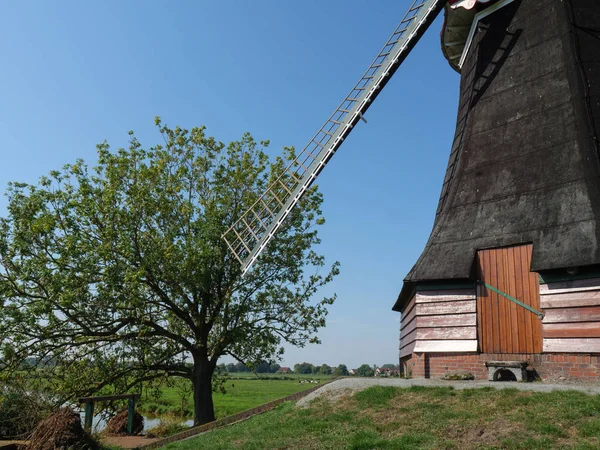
296, 377, 600, 407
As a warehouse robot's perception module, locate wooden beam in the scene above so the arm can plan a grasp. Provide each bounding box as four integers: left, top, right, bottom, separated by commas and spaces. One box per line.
400, 317, 417, 339
79, 394, 141, 403
417, 326, 477, 340
543, 338, 600, 353
400, 341, 416, 358
401, 304, 417, 328
414, 340, 478, 353
543, 322, 600, 338
416, 290, 476, 303
541, 290, 600, 309
400, 329, 417, 348
543, 306, 600, 324
416, 313, 477, 328
416, 300, 476, 316
540, 278, 600, 295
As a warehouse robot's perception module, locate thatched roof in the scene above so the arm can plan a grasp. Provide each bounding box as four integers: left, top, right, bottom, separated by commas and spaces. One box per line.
395, 0, 600, 310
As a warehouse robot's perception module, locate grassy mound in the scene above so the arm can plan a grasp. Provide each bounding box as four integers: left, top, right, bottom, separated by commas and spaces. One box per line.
160, 385, 600, 450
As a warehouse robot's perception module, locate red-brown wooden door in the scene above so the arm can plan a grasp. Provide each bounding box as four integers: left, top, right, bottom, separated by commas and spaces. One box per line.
476, 244, 542, 354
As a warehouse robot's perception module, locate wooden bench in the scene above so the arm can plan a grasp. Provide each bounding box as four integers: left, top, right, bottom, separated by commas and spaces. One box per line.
78, 393, 141, 434
485, 361, 528, 382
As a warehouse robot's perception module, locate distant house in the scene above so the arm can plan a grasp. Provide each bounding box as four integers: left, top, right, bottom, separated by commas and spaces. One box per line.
375, 367, 400, 377
277, 367, 291, 374
348, 369, 357, 376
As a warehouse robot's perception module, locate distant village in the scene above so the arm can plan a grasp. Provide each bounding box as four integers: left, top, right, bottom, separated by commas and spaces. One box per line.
218, 361, 400, 377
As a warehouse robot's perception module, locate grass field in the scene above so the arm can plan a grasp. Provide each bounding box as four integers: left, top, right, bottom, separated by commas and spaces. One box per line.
139, 374, 329, 419
160, 385, 600, 449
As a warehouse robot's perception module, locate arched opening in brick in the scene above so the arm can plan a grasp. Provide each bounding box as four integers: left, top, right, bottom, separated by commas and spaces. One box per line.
493, 368, 517, 382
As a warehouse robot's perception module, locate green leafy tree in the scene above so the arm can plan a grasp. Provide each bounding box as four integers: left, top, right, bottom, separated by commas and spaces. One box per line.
319, 364, 332, 375
235, 362, 250, 373
357, 364, 375, 377
268, 363, 280, 373
0, 119, 338, 425
332, 364, 348, 376
255, 361, 270, 373
293, 362, 315, 375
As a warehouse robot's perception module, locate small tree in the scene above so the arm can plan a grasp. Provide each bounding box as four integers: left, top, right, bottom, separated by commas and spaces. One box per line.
293, 362, 315, 375
0, 120, 339, 425
332, 364, 348, 376
319, 364, 332, 375
255, 361, 270, 373
357, 364, 375, 377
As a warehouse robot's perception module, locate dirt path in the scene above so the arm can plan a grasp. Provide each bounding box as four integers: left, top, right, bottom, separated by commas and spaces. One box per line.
100, 435, 159, 449
297, 377, 600, 407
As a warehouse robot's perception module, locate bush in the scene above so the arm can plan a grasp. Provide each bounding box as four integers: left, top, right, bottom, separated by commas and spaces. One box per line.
0, 384, 57, 439
145, 415, 188, 438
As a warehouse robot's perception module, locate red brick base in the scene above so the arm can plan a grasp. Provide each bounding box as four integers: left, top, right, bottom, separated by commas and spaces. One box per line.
401, 352, 600, 381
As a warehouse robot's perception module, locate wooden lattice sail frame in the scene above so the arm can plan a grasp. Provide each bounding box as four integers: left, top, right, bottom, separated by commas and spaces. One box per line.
221, 0, 446, 273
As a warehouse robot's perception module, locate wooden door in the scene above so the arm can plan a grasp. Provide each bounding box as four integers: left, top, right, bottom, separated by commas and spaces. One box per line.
477, 244, 542, 354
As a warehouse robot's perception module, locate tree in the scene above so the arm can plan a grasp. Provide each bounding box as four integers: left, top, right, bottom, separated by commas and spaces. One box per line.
268, 363, 280, 374
382, 364, 397, 369
293, 362, 315, 375
0, 120, 339, 425
235, 362, 250, 373
357, 364, 375, 377
332, 364, 348, 376
319, 364, 332, 375
255, 361, 270, 373
226, 363, 236, 373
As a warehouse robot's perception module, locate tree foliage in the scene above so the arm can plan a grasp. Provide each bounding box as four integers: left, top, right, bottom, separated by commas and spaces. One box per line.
0, 120, 339, 424
293, 362, 315, 375
332, 364, 349, 376
356, 364, 375, 377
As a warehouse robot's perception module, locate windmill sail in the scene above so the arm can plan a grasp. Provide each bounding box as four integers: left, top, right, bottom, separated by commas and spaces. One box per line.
222, 0, 446, 274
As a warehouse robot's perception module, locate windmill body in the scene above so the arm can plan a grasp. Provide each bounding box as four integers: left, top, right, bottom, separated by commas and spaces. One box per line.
396, 0, 600, 380
224, 0, 600, 381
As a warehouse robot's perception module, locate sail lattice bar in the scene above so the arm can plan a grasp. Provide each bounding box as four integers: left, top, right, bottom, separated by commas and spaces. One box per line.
222, 0, 445, 274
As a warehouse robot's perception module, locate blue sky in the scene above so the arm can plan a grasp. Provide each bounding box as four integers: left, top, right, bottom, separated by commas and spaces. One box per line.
0, 1, 460, 369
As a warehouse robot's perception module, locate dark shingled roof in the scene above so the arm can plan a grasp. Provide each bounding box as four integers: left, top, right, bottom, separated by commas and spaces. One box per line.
394, 0, 600, 311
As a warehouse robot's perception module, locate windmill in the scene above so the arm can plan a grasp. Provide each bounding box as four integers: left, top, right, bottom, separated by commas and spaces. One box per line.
223, 0, 600, 381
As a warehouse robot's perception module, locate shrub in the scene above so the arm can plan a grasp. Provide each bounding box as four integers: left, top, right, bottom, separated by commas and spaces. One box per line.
145, 415, 188, 438
0, 384, 57, 439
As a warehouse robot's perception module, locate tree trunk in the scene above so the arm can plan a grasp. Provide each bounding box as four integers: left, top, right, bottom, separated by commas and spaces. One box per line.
192, 354, 216, 426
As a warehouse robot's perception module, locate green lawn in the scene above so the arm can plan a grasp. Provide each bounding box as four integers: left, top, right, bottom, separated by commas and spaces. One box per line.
160, 386, 600, 449
139, 375, 327, 419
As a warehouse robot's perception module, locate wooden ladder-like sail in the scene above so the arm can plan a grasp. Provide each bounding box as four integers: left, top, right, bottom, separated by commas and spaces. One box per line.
222, 0, 446, 274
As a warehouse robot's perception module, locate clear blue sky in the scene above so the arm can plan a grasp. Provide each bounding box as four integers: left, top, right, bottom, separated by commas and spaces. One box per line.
0, 1, 460, 369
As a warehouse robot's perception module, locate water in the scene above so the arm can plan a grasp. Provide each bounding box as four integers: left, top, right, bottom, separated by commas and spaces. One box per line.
80, 412, 193, 435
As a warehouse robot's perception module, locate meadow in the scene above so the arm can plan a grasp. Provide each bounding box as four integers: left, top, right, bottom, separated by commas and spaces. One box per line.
160, 385, 600, 450
138, 373, 330, 419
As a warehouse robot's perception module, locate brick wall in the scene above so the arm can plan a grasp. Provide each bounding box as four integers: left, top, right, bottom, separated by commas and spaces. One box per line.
401, 353, 600, 381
